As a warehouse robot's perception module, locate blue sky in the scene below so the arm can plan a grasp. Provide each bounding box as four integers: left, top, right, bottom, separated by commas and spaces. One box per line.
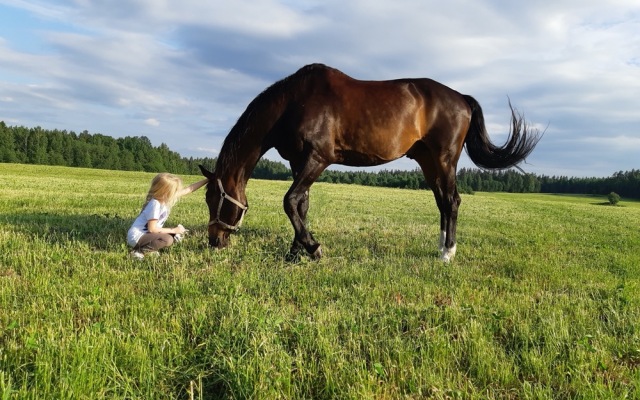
0, 0, 638, 177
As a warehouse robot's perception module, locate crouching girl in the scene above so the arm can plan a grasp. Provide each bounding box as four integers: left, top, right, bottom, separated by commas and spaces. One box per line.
127, 173, 207, 259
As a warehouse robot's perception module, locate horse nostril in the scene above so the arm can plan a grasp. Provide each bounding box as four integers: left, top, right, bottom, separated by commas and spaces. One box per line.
209, 236, 220, 248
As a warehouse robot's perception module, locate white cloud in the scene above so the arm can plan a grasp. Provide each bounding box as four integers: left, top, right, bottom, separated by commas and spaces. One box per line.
144, 118, 160, 127
581, 135, 640, 152
0, 0, 638, 177
195, 147, 219, 155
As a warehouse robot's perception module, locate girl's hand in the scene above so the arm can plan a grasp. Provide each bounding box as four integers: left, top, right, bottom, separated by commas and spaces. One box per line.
147, 219, 187, 235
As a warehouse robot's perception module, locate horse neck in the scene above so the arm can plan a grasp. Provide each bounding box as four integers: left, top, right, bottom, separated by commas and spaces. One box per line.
216, 79, 294, 196
219, 95, 290, 188
215, 131, 268, 200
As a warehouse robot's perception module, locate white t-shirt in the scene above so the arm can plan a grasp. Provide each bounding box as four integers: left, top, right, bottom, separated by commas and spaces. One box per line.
127, 199, 169, 247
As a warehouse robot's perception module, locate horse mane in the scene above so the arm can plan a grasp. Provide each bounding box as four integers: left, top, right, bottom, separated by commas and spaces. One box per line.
215, 64, 333, 175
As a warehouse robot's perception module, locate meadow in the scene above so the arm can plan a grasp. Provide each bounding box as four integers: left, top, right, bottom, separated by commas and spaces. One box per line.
1, 163, 639, 399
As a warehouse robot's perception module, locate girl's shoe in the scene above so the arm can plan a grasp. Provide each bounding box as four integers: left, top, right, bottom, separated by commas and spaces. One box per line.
130, 250, 145, 260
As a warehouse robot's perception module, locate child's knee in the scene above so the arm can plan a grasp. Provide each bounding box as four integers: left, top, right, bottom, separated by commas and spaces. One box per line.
165, 234, 175, 246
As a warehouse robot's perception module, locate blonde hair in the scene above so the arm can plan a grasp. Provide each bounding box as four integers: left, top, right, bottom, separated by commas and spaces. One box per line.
141, 173, 183, 211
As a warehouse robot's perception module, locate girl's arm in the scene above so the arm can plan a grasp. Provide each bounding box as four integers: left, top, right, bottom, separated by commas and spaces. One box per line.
178, 178, 208, 197
147, 219, 186, 235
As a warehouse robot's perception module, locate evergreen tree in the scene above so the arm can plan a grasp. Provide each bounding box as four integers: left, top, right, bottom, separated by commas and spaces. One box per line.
2, 121, 640, 199
0, 121, 17, 162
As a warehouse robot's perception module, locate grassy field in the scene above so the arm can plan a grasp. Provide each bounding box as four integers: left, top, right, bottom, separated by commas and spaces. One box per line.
1, 163, 639, 399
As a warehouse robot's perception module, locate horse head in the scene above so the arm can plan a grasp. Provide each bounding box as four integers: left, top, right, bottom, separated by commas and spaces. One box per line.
198, 165, 248, 249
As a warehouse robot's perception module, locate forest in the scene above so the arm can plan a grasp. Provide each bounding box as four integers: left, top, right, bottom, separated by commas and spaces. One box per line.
2, 122, 639, 199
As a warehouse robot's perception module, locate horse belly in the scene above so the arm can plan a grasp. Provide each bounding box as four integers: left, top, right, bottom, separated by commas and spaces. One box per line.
334, 128, 420, 167
333, 149, 396, 167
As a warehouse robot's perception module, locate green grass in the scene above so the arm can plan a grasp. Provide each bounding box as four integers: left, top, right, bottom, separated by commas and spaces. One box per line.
1, 163, 639, 399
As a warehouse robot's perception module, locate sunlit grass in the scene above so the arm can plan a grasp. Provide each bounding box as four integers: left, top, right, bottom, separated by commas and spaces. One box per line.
1, 163, 639, 399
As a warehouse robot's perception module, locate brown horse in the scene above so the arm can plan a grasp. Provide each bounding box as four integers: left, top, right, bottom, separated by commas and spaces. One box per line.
199, 63, 541, 262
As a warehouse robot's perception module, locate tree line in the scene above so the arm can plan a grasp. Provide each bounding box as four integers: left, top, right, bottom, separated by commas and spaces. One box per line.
458, 168, 640, 199
1, 122, 639, 199
0, 122, 199, 174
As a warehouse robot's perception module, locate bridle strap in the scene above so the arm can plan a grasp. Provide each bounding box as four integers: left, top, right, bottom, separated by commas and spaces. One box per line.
208, 179, 248, 231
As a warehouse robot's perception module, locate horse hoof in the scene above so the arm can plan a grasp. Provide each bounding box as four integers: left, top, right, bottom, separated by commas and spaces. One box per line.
285, 249, 302, 262
310, 245, 323, 260
440, 244, 457, 263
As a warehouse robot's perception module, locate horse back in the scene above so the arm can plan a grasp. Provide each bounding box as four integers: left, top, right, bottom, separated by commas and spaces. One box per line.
288, 66, 471, 166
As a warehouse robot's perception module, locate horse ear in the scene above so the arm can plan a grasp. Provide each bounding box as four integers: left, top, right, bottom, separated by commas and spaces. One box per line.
198, 164, 215, 179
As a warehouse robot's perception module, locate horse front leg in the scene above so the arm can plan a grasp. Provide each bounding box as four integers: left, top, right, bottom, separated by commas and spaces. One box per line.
284, 159, 326, 260
284, 188, 321, 260
286, 191, 310, 261
287, 189, 311, 258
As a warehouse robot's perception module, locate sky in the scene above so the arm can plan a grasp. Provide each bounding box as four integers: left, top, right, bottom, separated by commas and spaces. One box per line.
0, 0, 638, 178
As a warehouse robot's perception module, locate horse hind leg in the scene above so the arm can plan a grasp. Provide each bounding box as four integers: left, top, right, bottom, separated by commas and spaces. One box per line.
435, 190, 448, 254
439, 172, 461, 263
425, 169, 447, 253
439, 228, 446, 253
435, 195, 458, 262
411, 145, 460, 262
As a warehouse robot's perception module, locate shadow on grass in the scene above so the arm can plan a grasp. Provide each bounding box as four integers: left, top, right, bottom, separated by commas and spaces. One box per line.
0, 212, 131, 250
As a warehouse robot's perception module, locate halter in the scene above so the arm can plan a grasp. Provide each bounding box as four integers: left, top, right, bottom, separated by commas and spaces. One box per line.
208, 179, 248, 232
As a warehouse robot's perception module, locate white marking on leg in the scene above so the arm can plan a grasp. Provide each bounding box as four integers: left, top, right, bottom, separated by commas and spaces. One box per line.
439, 230, 447, 252
440, 244, 457, 263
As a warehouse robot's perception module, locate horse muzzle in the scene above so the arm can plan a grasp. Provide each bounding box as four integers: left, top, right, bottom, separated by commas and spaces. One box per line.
208, 234, 230, 249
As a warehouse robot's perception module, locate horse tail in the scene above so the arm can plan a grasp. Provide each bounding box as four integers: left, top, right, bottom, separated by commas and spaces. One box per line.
462, 95, 541, 170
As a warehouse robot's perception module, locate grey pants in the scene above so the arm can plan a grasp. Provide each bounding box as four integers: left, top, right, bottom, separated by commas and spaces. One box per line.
133, 233, 175, 252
